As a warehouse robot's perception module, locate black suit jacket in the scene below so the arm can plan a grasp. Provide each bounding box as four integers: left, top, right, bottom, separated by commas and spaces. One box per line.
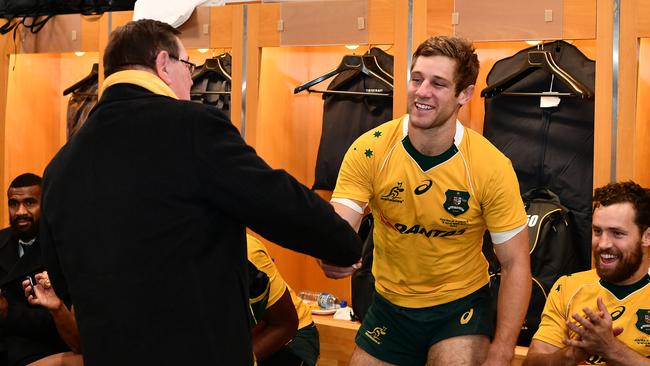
41, 84, 362, 366
0, 228, 69, 366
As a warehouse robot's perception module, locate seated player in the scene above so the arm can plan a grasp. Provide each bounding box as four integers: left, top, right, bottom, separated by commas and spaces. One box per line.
247, 234, 320, 366
524, 181, 650, 365
23, 271, 82, 366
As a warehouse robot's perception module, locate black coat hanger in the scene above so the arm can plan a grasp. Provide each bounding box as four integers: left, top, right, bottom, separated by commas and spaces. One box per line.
362, 54, 393, 84
63, 63, 98, 96
294, 54, 393, 97
192, 53, 231, 82
480, 46, 593, 99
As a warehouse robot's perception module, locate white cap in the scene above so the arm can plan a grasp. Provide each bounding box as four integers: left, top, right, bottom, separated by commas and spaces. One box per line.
133, 0, 225, 29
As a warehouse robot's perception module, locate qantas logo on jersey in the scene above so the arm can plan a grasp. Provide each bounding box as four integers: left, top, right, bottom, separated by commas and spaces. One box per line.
443, 190, 470, 216
394, 223, 466, 238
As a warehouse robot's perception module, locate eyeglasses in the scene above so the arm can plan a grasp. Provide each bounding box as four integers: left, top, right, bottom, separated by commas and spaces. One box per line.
169, 55, 197, 74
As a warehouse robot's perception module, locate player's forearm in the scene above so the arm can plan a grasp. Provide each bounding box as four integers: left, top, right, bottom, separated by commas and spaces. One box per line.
603, 339, 650, 366
50, 304, 81, 353
252, 323, 295, 360
331, 201, 364, 232
253, 289, 298, 360
491, 261, 532, 360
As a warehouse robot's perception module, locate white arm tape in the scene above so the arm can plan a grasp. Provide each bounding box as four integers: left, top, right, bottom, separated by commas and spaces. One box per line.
490, 223, 526, 244
330, 198, 367, 215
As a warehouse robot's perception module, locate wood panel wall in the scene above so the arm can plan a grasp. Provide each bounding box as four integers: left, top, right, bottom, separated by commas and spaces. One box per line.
620, 0, 650, 186
637, 38, 650, 186
1, 51, 99, 226
0, 33, 12, 225
252, 45, 375, 300
593, 0, 614, 187
594, 0, 650, 187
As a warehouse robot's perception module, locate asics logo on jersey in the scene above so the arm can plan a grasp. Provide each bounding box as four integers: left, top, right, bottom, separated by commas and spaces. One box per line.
364, 326, 387, 345
394, 223, 466, 238
381, 182, 405, 203
414, 179, 433, 195
610, 306, 625, 321
460, 308, 474, 325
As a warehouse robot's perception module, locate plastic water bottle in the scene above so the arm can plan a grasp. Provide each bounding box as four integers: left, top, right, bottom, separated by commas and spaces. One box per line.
298, 291, 347, 310
297, 291, 321, 304
317, 293, 347, 310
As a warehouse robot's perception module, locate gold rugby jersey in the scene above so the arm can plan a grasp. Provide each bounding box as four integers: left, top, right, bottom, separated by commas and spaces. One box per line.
534, 270, 650, 365
247, 234, 313, 329
333, 115, 526, 308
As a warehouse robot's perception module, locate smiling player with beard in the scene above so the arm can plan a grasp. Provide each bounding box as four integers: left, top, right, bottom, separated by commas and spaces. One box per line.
525, 181, 650, 366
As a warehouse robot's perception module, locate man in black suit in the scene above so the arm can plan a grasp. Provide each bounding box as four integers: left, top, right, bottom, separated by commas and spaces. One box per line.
0, 173, 69, 366
40, 19, 361, 366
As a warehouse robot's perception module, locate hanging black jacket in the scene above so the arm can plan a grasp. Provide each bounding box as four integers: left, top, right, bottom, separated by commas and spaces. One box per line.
313, 48, 394, 191
191, 54, 232, 117
483, 41, 595, 269
66, 79, 98, 140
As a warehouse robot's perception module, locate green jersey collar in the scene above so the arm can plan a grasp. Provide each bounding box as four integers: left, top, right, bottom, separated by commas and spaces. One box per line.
600, 274, 650, 300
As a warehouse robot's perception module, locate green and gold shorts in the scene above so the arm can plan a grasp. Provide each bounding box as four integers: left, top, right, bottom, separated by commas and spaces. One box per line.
355, 285, 494, 366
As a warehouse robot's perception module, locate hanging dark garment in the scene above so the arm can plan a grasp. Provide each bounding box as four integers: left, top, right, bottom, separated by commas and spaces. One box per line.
482, 41, 595, 269
313, 47, 394, 191
191, 54, 232, 118
66, 79, 98, 140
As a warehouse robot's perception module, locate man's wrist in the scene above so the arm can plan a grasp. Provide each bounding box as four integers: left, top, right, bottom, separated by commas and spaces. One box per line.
47, 298, 65, 313
600, 338, 628, 364
562, 345, 587, 365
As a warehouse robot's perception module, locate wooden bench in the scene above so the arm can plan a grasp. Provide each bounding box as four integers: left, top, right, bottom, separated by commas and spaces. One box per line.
313, 315, 528, 365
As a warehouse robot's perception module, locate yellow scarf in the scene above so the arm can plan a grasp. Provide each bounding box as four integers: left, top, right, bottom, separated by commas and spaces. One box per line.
99, 70, 178, 99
